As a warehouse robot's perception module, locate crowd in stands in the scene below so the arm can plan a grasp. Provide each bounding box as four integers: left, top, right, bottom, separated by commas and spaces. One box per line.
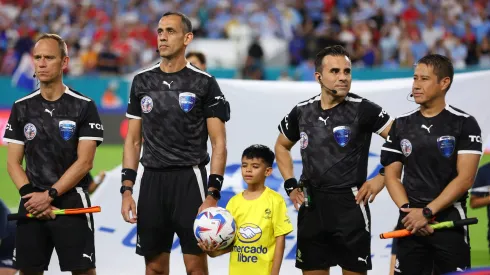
1, 0, 490, 80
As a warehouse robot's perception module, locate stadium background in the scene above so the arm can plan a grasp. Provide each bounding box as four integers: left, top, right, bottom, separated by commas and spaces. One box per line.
0, 0, 490, 273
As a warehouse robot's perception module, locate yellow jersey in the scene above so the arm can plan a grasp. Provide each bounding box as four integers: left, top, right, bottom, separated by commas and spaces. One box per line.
225, 187, 293, 275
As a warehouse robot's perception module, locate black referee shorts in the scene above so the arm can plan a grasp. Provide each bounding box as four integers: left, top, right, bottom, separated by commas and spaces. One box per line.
14, 187, 95, 272
296, 187, 372, 272
394, 202, 470, 275
136, 165, 207, 257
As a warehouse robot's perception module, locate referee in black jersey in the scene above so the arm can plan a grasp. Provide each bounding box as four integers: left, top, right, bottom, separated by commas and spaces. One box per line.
381, 54, 482, 275
3, 33, 103, 274
120, 12, 230, 275
275, 45, 393, 275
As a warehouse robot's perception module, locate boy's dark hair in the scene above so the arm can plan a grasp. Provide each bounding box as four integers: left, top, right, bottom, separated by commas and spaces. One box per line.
186, 51, 206, 65
416, 54, 454, 92
162, 12, 193, 33
242, 145, 275, 167
314, 45, 350, 73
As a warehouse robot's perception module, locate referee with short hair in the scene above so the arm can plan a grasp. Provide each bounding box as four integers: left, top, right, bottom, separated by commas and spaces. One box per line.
275, 45, 393, 275
4, 33, 103, 275
120, 12, 230, 275
381, 54, 482, 274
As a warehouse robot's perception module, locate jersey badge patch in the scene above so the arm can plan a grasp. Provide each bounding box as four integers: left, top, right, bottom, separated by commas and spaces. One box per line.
333, 126, 351, 147
179, 92, 196, 113
24, 123, 37, 140
437, 136, 456, 158
400, 139, 412, 157
299, 132, 309, 149
59, 120, 76, 141
141, 96, 154, 113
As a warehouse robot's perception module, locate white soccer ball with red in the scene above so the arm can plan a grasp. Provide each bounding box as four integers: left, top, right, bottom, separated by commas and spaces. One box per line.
193, 207, 236, 250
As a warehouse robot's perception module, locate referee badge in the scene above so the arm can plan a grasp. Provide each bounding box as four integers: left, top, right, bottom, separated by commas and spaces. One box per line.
59, 120, 76, 141
24, 123, 37, 140
179, 92, 196, 113
437, 136, 455, 158
400, 139, 412, 157
299, 132, 309, 149
333, 126, 351, 147
141, 96, 153, 113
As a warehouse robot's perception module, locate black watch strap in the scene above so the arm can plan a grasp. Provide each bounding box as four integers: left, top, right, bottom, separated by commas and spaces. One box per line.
207, 189, 221, 200
120, 186, 133, 195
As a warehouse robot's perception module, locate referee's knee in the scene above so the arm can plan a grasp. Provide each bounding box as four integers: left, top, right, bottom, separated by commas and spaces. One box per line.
71, 268, 96, 275
145, 264, 169, 275
145, 254, 170, 275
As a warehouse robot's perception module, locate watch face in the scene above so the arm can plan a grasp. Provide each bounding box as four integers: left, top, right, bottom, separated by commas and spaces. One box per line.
49, 188, 57, 198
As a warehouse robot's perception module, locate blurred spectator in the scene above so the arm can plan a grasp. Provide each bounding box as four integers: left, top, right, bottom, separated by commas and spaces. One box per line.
186, 51, 207, 71
242, 35, 264, 80
96, 39, 119, 75
1, 0, 490, 79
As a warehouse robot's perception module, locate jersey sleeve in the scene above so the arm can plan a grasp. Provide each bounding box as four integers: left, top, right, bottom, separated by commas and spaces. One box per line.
359, 99, 393, 135
278, 106, 300, 142
457, 116, 482, 155
272, 197, 293, 237
470, 165, 490, 197
78, 101, 104, 146
203, 77, 230, 122
3, 103, 24, 145
380, 119, 403, 166
126, 75, 142, 119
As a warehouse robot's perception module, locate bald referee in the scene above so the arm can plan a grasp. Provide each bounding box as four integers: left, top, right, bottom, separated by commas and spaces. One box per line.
120, 12, 230, 275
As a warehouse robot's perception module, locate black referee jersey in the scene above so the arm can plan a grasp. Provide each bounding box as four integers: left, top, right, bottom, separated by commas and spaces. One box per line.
3, 86, 104, 190
278, 93, 392, 191
381, 105, 483, 205
126, 62, 230, 169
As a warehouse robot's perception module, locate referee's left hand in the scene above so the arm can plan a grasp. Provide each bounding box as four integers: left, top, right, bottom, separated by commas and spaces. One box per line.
23, 191, 53, 216
356, 176, 385, 205
401, 208, 429, 234
198, 195, 218, 214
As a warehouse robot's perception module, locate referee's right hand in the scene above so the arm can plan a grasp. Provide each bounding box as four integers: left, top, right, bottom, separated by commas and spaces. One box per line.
121, 193, 137, 224
289, 189, 305, 210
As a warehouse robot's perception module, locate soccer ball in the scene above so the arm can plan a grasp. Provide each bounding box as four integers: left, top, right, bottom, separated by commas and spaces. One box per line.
193, 207, 236, 250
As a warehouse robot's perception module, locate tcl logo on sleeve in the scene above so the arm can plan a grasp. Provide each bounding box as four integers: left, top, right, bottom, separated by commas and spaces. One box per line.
89, 123, 104, 130
469, 135, 482, 143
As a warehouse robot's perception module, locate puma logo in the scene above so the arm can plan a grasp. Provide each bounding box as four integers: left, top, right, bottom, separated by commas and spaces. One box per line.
216, 178, 222, 185
82, 253, 93, 262
421, 124, 433, 133
163, 81, 173, 89
357, 255, 368, 264
318, 116, 329, 125
44, 109, 55, 117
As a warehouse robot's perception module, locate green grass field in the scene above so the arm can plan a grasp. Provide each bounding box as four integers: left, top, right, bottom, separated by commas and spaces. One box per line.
0, 145, 489, 266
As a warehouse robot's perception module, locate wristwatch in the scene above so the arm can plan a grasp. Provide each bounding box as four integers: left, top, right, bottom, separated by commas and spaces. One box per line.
207, 189, 221, 200
48, 187, 58, 199
422, 207, 434, 219
120, 186, 133, 195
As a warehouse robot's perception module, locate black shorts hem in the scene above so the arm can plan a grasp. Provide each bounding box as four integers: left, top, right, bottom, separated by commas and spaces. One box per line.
136, 248, 171, 258
60, 264, 96, 272
15, 265, 48, 272
181, 246, 204, 256
295, 262, 334, 271
339, 264, 372, 273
